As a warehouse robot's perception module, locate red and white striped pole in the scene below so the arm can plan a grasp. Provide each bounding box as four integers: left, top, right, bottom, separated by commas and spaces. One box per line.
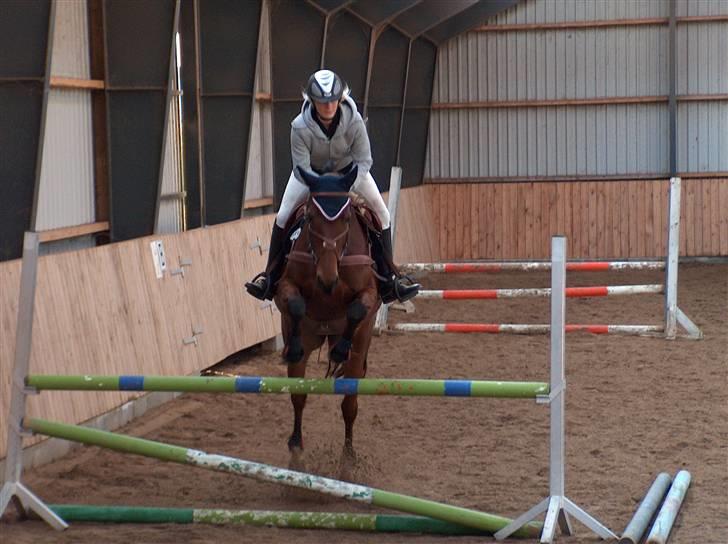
402, 261, 665, 274
417, 284, 663, 300
391, 323, 664, 336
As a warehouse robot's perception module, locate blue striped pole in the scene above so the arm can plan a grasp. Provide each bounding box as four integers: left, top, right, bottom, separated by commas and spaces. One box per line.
26, 375, 549, 399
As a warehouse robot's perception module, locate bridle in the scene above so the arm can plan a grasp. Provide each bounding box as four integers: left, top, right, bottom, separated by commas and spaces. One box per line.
304, 192, 351, 266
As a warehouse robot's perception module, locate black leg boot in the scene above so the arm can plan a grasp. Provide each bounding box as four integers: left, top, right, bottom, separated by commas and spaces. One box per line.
245, 224, 286, 300
376, 228, 420, 304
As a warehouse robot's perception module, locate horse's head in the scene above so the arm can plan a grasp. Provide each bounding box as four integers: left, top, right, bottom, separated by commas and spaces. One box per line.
297, 165, 358, 294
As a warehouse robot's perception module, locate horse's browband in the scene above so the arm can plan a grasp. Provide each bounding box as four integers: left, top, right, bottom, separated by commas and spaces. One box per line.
310, 191, 352, 197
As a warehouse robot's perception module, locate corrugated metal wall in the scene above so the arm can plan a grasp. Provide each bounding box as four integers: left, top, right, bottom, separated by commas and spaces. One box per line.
36, 0, 95, 234
157, 33, 185, 235
426, 0, 728, 179
243, 0, 273, 208
676, 15, 728, 173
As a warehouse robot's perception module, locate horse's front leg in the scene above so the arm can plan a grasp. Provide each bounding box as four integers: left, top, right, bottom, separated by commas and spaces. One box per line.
338, 289, 378, 458
330, 297, 372, 366
276, 281, 308, 452
287, 348, 309, 453
277, 281, 306, 365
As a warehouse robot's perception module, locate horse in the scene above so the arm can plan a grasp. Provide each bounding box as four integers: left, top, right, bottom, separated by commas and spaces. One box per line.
273, 165, 381, 460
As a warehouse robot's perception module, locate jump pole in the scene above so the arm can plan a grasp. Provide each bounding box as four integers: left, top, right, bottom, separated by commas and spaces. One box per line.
645, 470, 691, 544
25, 376, 548, 399
618, 472, 672, 544
392, 323, 664, 336
494, 236, 616, 543
23, 417, 542, 538
402, 261, 665, 273
417, 285, 663, 299
48, 504, 520, 536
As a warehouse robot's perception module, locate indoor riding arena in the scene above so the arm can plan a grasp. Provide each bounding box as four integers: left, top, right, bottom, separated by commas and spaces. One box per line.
1, 1, 726, 544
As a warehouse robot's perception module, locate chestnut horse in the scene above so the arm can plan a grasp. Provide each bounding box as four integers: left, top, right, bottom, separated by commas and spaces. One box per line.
274, 166, 381, 459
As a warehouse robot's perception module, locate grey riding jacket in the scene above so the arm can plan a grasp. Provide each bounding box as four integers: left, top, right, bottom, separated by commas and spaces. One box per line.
290, 95, 372, 183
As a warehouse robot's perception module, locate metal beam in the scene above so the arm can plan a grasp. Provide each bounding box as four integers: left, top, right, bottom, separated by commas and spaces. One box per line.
347, 0, 421, 27
392, 0, 478, 39
425, 0, 520, 44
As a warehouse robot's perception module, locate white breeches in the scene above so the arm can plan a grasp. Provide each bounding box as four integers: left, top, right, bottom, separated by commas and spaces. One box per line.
275, 170, 391, 229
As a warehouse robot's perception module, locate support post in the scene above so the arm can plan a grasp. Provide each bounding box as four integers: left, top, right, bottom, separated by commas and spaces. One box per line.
374, 166, 402, 333
0, 232, 67, 530
664, 176, 680, 339
663, 177, 702, 339
494, 236, 616, 543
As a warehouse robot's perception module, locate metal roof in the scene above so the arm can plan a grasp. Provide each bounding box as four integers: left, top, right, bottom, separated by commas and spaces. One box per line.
307, 0, 519, 44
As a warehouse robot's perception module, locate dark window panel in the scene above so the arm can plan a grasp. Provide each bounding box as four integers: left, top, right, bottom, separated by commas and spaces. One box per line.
199, 0, 261, 94
270, 1, 324, 99
108, 92, 167, 240
105, 0, 175, 87
399, 108, 430, 188
367, 107, 401, 191
369, 27, 408, 105
323, 10, 370, 105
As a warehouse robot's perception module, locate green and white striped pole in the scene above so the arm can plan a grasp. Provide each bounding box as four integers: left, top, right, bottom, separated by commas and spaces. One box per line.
48, 504, 536, 536
26, 418, 541, 537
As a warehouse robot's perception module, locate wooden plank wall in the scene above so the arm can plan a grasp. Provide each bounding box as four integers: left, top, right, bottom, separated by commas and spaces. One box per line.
430, 178, 728, 260
0, 215, 280, 458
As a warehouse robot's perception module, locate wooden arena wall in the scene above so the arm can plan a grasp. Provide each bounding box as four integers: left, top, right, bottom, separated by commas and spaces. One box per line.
0, 215, 278, 459
0, 180, 724, 459
424, 178, 728, 261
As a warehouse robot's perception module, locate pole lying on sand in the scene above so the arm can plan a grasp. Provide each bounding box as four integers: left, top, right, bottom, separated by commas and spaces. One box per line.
618, 472, 672, 544
25, 418, 542, 538
48, 504, 529, 536
645, 471, 691, 544
25, 375, 549, 399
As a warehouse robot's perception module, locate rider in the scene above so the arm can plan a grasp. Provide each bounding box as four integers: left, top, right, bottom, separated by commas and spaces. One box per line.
245, 69, 419, 304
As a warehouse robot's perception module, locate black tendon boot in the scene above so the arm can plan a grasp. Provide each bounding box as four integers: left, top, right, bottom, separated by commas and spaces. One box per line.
376, 228, 420, 304
245, 224, 286, 300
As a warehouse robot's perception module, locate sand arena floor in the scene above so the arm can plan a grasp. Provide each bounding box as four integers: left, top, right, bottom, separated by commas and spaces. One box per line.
2, 263, 727, 543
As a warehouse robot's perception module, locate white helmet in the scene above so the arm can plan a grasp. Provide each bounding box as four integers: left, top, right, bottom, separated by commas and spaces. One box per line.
304, 69, 349, 103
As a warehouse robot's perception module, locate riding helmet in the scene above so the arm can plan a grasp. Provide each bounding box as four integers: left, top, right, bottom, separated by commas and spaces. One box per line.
304, 69, 348, 103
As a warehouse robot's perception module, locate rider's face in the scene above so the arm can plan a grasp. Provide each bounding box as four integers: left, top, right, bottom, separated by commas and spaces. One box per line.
313, 100, 339, 121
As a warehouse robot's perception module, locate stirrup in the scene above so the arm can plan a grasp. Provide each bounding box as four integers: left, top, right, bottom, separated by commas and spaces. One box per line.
380, 274, 420, 304
245, 272, 272, 301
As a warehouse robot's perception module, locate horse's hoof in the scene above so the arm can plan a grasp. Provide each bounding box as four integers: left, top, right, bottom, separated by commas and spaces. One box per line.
287, 436, 304, 452
330, 338, 352, 364
285, 351, 303, 364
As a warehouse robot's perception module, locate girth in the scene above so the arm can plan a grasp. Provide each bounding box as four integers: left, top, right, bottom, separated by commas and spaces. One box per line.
287, 250, 373, 267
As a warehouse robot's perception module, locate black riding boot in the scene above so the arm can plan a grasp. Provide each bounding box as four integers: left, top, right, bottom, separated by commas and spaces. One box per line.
245, 224, 286, 301
376, 228, 420, 304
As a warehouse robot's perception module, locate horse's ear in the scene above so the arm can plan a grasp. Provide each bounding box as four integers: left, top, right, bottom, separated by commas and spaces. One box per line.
340, 165, 358, 191
296, 166, 319, 190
